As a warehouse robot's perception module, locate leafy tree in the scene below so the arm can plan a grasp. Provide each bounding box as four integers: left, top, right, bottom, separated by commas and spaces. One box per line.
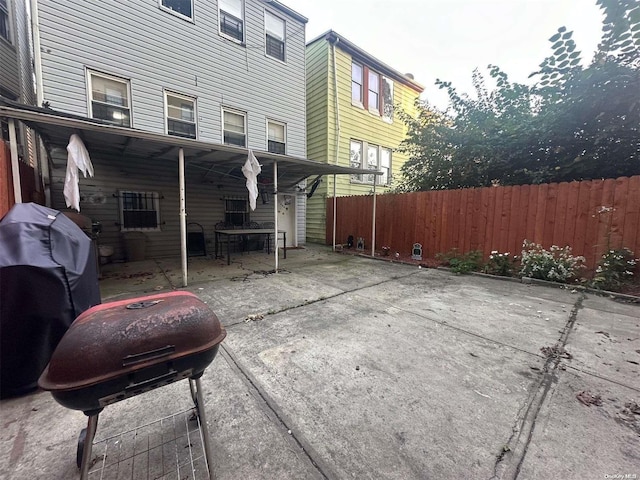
396, 0, 640, 191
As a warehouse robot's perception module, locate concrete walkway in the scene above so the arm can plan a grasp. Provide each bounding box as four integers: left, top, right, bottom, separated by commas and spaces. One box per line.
1, 246, 638, 479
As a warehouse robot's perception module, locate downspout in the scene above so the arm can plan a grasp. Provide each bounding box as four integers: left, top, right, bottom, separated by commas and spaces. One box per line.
330, 37, 340, 251
8, 119, 22, 203
30, 0, 51, 206
331, 37, 340, 166
179, 148, 187, 287
30, 0, 44, 107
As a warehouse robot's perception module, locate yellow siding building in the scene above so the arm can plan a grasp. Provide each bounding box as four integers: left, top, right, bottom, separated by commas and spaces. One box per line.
305, 30, 424, 243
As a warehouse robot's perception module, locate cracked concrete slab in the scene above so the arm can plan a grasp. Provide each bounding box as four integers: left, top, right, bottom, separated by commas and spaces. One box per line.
1, 245, 638, 479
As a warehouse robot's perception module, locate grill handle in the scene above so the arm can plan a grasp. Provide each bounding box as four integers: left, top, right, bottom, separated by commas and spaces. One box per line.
122, 345, 176, 366
124, 370, 179, 396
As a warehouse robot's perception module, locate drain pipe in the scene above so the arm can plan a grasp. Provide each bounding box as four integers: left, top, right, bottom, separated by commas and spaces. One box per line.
330, 35, 340, 252
30, 0, 52, 206
8, 119, 22, 203
331, 36, 341, 166
179, 148, 187, 287
30, 0, 44, 107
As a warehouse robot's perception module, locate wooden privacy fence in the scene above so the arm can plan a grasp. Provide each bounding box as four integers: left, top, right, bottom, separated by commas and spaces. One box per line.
326, 176, 640, 272
1, 141, 42, 218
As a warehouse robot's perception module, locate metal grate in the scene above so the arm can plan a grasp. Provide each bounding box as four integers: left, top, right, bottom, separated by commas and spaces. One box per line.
87, 408, 210, 480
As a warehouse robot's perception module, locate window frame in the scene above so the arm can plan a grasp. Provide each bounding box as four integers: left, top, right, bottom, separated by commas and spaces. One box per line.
264, 10, 286, 63
0, 0, 11, 44
222, 107, 247, 147
349, 140, 391, 186
219, 0, 245, 44
224, 197, 249, 226
381, 76, 394, 123
351, 61, 364, 107
349, 139, 363, 183
158, 0, 194, 22
380, 147, 392, 185
367, 70, 380, 115
86, 69, 132, 127
164, 90, 197, 139
266, 119, 287, 155
118, 190, 161, 232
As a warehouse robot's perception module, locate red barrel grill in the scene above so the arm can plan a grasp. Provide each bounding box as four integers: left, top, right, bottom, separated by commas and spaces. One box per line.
38, 291, 226, 479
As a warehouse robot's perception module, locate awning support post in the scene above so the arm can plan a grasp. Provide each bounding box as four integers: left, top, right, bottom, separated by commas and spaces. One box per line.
332, 174, 337, 251
179, 147, 187, 287
371, 175, 377, 257
8, 119, 22, 203
273, 161, 278, 273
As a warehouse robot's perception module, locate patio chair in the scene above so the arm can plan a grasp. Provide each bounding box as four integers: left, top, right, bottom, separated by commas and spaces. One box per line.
261, 222, 275, 252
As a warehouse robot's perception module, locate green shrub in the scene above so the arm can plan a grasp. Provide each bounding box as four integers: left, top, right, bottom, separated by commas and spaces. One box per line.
590, 248, 637, 291
436, 249, 483, 274
520, 240, 585, 283
484, 251, 517, 277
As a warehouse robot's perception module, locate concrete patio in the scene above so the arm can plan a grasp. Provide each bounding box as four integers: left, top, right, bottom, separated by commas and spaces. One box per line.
1, 245, 639, 479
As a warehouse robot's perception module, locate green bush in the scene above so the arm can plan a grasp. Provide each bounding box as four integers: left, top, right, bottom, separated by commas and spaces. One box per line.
590, 248, 637, 291
436, 249, 483, 274
484, 251, 517, 277
520, 240, 585, 283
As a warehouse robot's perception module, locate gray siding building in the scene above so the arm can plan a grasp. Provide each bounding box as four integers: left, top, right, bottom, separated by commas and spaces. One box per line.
33, 0, 310, 260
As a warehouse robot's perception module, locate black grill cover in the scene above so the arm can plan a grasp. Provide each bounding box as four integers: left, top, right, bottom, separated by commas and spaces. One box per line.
0, 203, 101, 398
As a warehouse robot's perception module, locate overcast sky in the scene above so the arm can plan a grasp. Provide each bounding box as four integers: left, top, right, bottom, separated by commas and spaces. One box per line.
283, 0, 605, 109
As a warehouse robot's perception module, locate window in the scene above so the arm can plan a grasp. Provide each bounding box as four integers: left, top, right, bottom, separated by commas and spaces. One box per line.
350, 140, 363, 182
223, 108, 246, 146
159, 0, 193, 20
351, 62, 363, 105
382, 77, 394, 123
350, 141, 391, 185
265, 11, 285, 61
368, 70, 380, 114
267, 120, 286, 154
225, 198, 248, 226
219, 0, 244, 42
119, 191, 160, 231
88, 71, 131, 127
165, 92, 196, 139
366, 144, 378, 183
380, 147, 391, 185
0, 0, 9, 42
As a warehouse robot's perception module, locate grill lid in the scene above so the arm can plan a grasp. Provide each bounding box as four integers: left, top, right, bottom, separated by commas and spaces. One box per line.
39, 291, 226, 391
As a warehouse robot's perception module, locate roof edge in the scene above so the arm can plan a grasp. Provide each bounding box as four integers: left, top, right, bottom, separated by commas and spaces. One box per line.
306, 30, 424, 93
263, 0, 308, 24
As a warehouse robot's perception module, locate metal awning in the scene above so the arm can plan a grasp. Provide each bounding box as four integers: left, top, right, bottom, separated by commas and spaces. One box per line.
0, 99, 370, 189
2, 99, 381, 284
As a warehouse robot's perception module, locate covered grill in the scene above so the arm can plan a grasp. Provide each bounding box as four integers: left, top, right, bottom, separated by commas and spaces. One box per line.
39, 291, 226, 479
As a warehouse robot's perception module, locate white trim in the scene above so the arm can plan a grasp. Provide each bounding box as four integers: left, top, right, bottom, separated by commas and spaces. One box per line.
221, 106, 247, 147
218, 0, 245, 44
266, 118, 287, 154
163, 89, 197, 139
85, 68, 132, 126
264, 9, 286, 64
157, 0, 195, 22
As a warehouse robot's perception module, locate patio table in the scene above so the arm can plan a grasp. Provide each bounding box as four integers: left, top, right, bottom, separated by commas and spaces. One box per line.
214, 229, 286, 265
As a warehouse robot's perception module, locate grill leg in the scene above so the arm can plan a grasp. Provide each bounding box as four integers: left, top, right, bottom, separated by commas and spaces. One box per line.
79, 414, 98, 480
192, 377, 215, 480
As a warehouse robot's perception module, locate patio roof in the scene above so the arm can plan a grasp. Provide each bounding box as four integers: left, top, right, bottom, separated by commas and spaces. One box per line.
0, 99, 375, 190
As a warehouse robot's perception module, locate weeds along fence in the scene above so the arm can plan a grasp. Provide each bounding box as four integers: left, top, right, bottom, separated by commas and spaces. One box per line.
326, 176, 640, 272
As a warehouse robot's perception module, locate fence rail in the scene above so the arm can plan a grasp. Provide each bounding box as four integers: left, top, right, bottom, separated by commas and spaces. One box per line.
326, 176, 640, 272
